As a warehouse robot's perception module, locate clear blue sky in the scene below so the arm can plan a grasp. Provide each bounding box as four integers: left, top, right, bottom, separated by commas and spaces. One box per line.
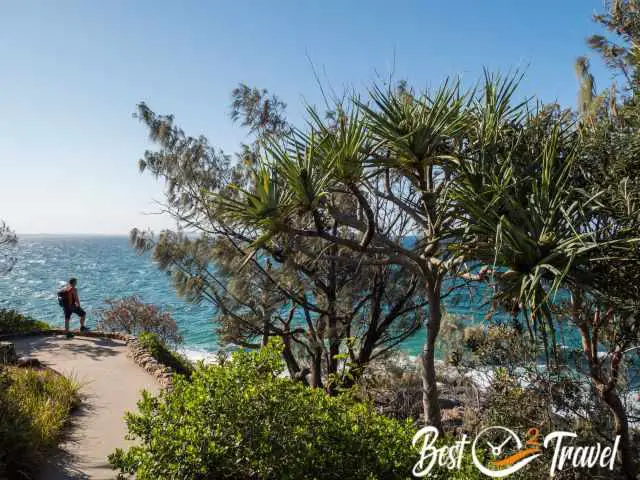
0, 0, 613, 234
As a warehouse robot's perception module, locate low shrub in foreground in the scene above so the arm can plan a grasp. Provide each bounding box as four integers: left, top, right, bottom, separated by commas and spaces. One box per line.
0, 366, 79, 479
0, 309, 50, 334
111, 341, 480, 479
138, 332, 193, 377
97, 296, 182, 345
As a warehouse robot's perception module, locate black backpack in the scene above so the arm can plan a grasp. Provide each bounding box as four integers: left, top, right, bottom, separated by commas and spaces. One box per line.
57, 288, 69, 308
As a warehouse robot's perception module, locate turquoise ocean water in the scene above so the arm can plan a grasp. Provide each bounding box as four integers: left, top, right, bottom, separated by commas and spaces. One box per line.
0, 235, 491, 360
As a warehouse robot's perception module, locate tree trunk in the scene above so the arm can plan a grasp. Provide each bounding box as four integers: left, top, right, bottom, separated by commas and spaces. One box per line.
572, 314, 637, 480
600, 386, 637, 479
282, 334, 308, 385
310, 346, 323, 389
327, 238, 339, 384
421, 281, 442, 432
327, 312, 339, 376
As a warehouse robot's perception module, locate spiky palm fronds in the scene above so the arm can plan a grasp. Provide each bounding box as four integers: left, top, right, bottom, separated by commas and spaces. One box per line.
454, 110, 637, 353
305, 106, 372, 184
469, 71, 528, 149
215, 166, 289, 247
360, 79, 467, 175
266, 133, 334, 211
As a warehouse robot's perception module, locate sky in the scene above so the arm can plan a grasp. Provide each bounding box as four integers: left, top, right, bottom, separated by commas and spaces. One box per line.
0, 0, 614, 234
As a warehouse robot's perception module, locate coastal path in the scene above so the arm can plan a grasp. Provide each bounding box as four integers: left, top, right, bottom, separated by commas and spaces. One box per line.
13, 334, 160, 480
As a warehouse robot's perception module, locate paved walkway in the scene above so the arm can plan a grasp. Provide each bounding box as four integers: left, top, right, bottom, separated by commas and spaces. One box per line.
13, 335, 160, 480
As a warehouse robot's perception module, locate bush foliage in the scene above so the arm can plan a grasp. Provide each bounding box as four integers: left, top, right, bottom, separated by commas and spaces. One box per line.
138, 332, 193, 377
0, 366, 79, 479
0, 309, 50, 334
110, 341, 481, 479
97, 296, 182, 345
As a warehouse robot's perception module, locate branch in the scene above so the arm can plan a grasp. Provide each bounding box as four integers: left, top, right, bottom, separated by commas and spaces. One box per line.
347, 183, 375, 248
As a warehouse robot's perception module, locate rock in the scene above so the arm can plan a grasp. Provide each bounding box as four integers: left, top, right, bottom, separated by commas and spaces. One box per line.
438, 396, 462, 409
0, 341, 17, 364
439, 366, 463, 385
125, 336, 176, 390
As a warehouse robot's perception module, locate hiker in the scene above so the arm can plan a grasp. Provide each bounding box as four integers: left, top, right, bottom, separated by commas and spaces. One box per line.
58, 278, 88, 332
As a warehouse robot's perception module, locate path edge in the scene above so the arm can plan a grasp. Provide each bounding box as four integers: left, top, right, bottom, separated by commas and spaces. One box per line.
0, 329, 175, 388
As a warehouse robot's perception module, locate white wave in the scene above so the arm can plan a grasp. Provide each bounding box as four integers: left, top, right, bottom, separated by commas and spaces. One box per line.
179, 347, 218, 364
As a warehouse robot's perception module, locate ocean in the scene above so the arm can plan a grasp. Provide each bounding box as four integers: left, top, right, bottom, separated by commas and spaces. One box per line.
0, 235, 490, 360
5, 236, 638, 419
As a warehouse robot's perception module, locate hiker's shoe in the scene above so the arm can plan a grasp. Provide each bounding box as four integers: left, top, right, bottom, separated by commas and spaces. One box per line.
65, 331, 74, 339
80, 326, 90, 332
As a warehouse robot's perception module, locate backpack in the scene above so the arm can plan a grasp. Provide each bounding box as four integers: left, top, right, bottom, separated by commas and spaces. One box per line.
57, 288, 70, 308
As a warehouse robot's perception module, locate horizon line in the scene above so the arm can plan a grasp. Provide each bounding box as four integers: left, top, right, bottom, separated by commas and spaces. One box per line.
17, 233, 132, 237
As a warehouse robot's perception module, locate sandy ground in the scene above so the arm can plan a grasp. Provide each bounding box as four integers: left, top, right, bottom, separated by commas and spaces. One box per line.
13, 335, 160, 480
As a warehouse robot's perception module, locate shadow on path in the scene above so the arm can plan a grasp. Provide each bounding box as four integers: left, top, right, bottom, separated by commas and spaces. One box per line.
11, 334, 159, 479
15, 335, 122, 361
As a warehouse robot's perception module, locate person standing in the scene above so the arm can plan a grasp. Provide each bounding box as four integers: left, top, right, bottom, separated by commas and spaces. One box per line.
58, 277, 88, 332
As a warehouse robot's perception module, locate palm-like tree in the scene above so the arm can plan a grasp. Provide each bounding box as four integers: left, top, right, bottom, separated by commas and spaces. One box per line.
218, 78, 492, 430
215, 74, 639, 442
454, 114, 588, 360
455, 102, 640, 478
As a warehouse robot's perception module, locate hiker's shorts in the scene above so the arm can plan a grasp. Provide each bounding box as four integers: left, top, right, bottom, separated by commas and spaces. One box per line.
64, 305, 86, 320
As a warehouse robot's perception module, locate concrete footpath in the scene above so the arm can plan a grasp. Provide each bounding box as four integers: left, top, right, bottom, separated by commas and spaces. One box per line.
13, 335, 160, 480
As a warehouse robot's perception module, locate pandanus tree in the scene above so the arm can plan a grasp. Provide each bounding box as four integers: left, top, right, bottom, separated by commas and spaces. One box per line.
454, 107, 585, 362
453, 100, 640, 478
219, 78, 527, 430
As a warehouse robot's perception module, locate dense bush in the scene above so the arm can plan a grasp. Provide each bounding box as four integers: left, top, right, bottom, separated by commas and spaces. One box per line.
0, 366, 79, 479
138, 332, 193, 377
0, 309, 50, 334
464, 368, 629, 480
110, 341, 481, 479
355, 353, 424, 422
97, 296, 182, 345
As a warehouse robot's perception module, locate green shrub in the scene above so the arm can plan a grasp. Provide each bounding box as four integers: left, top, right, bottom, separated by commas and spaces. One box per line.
137, 332, 193, 377
0, 366, 79, 479
0, 309, 50, 334
111, 341, 481, 479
